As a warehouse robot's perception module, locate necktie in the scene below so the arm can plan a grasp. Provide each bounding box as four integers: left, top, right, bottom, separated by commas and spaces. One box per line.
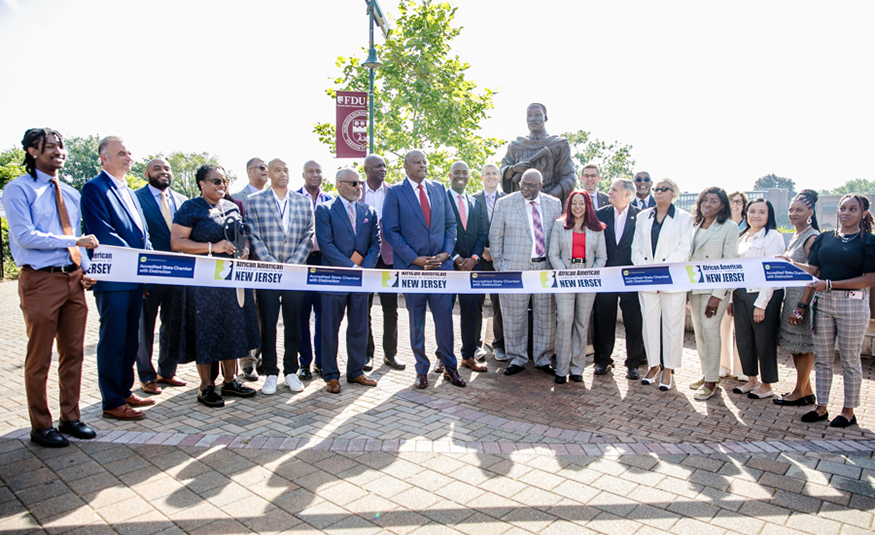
487, 194, 495, 221
160, 191, 172, 229
418, 184, 431, 229
50, 178, 82, 267
458, 194, 467, 230
347, 202, 357, 235
531, 201, 545, 257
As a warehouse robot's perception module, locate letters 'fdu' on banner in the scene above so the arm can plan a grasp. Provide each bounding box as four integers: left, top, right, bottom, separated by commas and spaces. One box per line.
335, 91, 368, 158
87, 245, 817, 295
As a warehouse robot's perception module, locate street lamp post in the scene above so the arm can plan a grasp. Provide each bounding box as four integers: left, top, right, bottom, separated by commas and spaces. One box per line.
363, 0, 389, 155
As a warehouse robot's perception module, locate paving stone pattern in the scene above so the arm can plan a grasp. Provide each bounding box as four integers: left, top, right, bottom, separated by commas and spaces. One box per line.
1, 280, 874, 533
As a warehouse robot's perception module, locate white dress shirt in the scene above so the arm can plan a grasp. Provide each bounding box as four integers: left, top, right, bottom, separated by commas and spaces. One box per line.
613, 204, 629, 244
363, 181, 386, 221
271, 189, 291, 234
406, 177, 431, 208
106, 172, 144, 231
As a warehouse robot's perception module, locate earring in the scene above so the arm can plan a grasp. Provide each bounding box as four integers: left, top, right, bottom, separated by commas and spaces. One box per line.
806, 217, 812, 225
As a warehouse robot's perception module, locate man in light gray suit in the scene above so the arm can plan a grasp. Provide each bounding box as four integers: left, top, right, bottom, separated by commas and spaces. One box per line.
489, 169, 562, 376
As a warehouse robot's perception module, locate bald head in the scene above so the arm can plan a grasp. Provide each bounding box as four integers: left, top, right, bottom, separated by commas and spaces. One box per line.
403, 150, 428, 183
363, 154, 387, 188
145, 157, 172, 190
302, 160, 323, 195
267, 158, 290, 193
449, 161, 470, 194
336, 168, 363, 202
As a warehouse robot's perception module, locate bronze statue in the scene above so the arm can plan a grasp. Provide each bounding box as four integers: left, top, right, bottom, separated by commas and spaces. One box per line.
500, 103, 576, 208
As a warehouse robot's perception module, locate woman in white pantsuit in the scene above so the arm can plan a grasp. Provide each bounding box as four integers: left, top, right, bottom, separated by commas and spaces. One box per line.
631, 179, 694, 391
548, 191, 607, 385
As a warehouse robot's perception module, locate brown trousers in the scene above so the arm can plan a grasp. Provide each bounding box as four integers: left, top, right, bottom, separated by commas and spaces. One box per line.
18, 268, 87, 429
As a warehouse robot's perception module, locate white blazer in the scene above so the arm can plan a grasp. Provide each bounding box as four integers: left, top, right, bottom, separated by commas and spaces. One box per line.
631, 205, 694, 294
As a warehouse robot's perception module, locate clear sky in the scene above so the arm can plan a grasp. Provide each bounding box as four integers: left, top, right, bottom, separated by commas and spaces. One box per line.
1, 0, 872, 194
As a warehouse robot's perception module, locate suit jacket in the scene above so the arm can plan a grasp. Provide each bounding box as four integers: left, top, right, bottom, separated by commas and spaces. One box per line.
631, 204, 694, 294
590, 191, 610, 212
689, 219, 739, 299
382, 178, 456, 270
473, 189, 506, 248
134, 186, 187, 253
447, 190, 487, 262
232, 184, 261, 214
81, 170, 151, 292
489, 192, 563, 271
547, 221, 607, 270
315, 198, 380, 269
245, 188, 313, 264
634, 195, 656, 210
596, 204, 640, 267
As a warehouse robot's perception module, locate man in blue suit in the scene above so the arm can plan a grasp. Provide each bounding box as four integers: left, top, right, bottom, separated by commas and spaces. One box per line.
81, 136, 153, 420
382, 150, 466, 389
133, 158, 188, 395
315, 169, 381, 394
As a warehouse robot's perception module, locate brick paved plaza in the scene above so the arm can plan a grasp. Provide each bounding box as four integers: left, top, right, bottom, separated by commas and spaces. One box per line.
2, 279, 875, 534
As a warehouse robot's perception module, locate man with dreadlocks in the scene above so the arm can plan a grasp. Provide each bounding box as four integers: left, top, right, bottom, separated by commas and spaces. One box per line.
2, 128, 100, 447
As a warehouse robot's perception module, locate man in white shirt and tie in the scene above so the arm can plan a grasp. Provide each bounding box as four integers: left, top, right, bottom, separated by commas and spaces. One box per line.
473, 164, 507, 361
581, 164, 610, 211
633, 171, 655, 210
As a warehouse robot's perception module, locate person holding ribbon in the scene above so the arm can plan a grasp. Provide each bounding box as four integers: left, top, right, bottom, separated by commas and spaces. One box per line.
547, 190, 606, 385
718, 190, 750, 380
169, 164, 259, 408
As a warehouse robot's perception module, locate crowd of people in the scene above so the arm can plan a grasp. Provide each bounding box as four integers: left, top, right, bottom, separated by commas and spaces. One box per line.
4, 125, 874, 449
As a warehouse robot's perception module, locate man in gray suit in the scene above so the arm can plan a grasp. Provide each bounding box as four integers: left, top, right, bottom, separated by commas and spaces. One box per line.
473, 164, 506, 361
245, 158, 314, 395
489, 169, 562, 376
581, 164, 609, 211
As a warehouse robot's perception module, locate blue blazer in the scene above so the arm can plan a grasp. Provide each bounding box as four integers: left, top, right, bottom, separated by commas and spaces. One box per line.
447, 190, 486, 263
81, 171, 151, 292
315, 198, 381, 269
134, 186, 187, 253
383, 179, 456, 270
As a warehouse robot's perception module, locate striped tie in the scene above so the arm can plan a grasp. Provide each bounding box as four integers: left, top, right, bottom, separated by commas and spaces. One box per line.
531, 201, 545, 256
457, 194, 467, 230
347, 202, 356, 235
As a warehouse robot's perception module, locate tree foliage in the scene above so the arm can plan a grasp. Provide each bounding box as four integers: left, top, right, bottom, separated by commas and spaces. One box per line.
0, 146, 25, 190
61, 135, 102, 190
146, 151, 234, 199
562, 130, 636, 192
313, 0, 503, 188
753, 173, 796, 197
821, 178, 875, 196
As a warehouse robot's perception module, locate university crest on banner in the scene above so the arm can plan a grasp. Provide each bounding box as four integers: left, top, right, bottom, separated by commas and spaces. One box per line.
336, 91, 368, 158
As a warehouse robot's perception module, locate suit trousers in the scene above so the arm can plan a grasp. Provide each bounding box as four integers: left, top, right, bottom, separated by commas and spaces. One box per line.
732, 288, 783, 384
239, 289, 262, 371
456, 292, 484, 359
479, 259, 504, 350
639, 292, 686, 370
719, 312, 743, 376
136, 283, 179, 382
256, 288, 303, 377
18, 268, 87, 429
593, 291, 645, 368
320, 292, 369, 382
503, 264, 556, 368
367, 258, 398, 360
298, 252, 323, 369
812, 291, 868, 408
95, 289, 142, 411
405, 292, 457, 375
689, 293, 731, 383
555, 292, 596, 377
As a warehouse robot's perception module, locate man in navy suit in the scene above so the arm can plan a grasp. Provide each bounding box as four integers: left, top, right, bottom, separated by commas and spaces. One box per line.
382, 150, 466, 389
81, 136, 154, 420
315, 169, 381, 394
133, 158, 188, 395
443, 161, 487, 373
633, 171, 656, 210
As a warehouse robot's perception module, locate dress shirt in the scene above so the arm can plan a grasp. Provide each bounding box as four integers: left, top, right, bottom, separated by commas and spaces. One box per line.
738, 227, 786, 309
451, 191, 478, 262
247, 183, 262, 195
483, 190, 497, 221
106, 171, 145, 231
525, 193, 544, 258
2, 170, 90, 270
588, 190, 601, 210
363, 181, 386, 220
147, 184, 177, 217
613, 204, 629, 244
271, 189, 291, 234
636, 194, 654, 210
300, 187, 330, 252
406, 177, 431, 208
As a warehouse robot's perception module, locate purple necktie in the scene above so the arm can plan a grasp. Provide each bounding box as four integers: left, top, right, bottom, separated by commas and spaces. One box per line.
531, 201, 545, 256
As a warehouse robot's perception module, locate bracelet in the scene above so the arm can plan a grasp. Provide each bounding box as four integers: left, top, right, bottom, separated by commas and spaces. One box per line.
796, 301, 808, 309
208, 242, 212, 257
826, 279, 832, 291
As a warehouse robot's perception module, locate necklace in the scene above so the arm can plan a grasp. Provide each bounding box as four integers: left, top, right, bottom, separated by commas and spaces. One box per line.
839, 231, 859, 243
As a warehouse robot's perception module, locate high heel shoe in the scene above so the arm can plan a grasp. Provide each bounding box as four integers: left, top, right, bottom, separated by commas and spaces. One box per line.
641, 367, 660, 385
658, 374, 674, 391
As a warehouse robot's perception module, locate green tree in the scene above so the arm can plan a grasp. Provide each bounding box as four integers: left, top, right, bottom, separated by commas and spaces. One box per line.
313, 0, 503, 188
821, 178, 875, 196
562, 130, 635, 192
753, 173, 796, 197
0, 146, 26, 190
148, 151, 235, 199
61, 135, 102, 190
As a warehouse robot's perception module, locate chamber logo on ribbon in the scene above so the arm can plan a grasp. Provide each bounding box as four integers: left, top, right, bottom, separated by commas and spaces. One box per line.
382, 271, 399, 288
214, 260, 233, 281
135, 253, 195, 278
468, 271, 524, 289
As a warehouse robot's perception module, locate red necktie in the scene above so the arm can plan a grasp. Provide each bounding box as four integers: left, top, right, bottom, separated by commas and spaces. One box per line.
51, 178, 82, 267
418, 184, 431, 229
457, 194, 467, 230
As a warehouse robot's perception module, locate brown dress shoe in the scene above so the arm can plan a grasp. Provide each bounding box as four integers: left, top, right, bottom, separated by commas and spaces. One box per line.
141, 381, 162, 395
347, 375, 378, 387
157, 375, 187, 387
126, 394, 156, 406
103, 405, 145, 420
443, 368, 467, 387
433, 361, 444, 374
325, 379, 341, 394
415, 374, 428, 389
460, 358, 487, 372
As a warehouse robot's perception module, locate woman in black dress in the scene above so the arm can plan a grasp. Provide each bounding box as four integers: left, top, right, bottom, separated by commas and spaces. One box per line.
170, 165, 259, 407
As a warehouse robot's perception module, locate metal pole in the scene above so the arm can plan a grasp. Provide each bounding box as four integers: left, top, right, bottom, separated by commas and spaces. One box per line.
368, 1, 376, 154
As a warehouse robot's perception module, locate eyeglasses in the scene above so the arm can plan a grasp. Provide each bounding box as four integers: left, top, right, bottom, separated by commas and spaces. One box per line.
248, 165, 267, 171
205, 178, 228, 186
635, 176, 651, 183
338, 181, 363, 187
730, 199, 744, 205
653, 187, 672, 193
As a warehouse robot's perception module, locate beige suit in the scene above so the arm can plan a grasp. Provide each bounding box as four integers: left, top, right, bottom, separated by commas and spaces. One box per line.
548, 222, 607, 377
688, 219, 739, 382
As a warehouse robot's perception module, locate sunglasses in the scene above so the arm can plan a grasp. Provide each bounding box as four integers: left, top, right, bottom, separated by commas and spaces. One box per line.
653, 186, 672, 193
205, 178, 228, 186
248, 165, 267, 171
338, 181, 363, 187
635, 176, 651, 183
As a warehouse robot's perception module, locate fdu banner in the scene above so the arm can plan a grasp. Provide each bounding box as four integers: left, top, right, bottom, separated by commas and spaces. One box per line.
335, 91, 368, 158
88, 246, 817, 295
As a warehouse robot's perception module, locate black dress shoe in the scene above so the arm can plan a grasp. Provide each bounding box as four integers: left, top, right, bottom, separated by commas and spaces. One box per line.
415, 374, 428, 389
774, 394, 814, 406
569, 374, 583, 383
31, 428, 69, 448
363, 357, 373, 372
443, 368, 467, 387
297, 368, 312, 380
58, 420, 96, 440
830, 415, 857, 428
384, 355, 406, 371
534, 364, 555, 375
626, 368, 640, 380
221, 380, 257, 398
594, 363, 612, 376
503, 364, 525, 376
197, 386, 225, 408
554, 375, 567, 384
313, 366, 322, 376
801, 410, 828, 423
